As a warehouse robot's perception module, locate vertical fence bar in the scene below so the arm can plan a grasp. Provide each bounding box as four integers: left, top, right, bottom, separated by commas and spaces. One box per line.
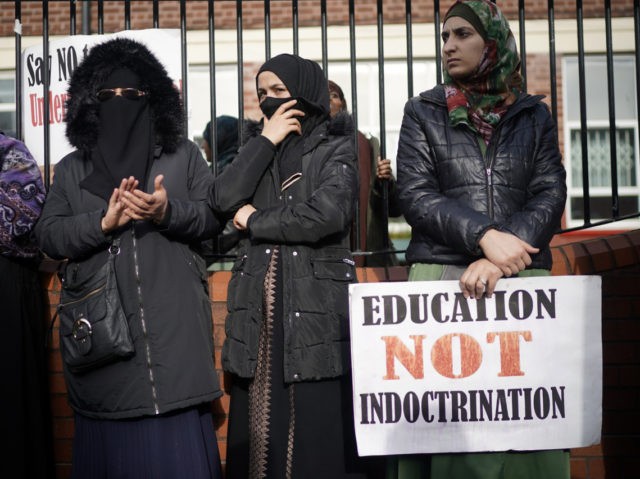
70, 0, 77, 35
405, 0, 414, 99
321, 0, 328, 74
434, 0, 442, 85
376, 0, 389, 250
98, 0, 104, 34
42, 0, 51, 188
81, 1, 90, 35
180, 0, 188, 136
547, 0, 558, 129
604, 0, 619, 217
264, 0, 271, 60
236, 0, 244, 145
576, 0, 591, 225
14, 0, 22, 140
208, 0, 219, 258
124, 0, 130, 30
292, 0, 299, 56
153, 0, 159, 28
635, 0, 640, 187
208, 0, 217, 175
518, 0, 527, 91
348, 0, 361, 253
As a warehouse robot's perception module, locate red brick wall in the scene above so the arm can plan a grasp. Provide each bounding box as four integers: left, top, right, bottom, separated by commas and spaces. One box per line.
42, 229, 640, 478
1, 0, 635, 37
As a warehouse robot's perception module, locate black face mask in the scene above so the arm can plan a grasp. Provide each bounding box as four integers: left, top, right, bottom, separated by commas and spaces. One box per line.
259, 96, 294, 119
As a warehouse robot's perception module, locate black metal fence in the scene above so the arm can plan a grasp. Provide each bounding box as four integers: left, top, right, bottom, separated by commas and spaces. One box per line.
6, 0, 640, 258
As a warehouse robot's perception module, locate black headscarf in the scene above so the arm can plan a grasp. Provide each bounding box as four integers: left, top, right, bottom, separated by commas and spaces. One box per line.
203, 115, 239, 173
80, 68, 154, 201
256, 54, 329, 182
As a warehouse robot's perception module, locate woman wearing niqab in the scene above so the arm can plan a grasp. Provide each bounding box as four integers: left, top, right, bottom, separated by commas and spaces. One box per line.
35, 37, 223, 479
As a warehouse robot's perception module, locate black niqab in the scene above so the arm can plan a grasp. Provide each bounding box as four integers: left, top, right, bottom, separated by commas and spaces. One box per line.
80, 68, 154, 201
256, 54, 329, 183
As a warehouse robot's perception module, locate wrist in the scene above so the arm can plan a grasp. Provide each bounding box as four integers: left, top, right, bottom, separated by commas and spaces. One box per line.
101, 216, 110, 233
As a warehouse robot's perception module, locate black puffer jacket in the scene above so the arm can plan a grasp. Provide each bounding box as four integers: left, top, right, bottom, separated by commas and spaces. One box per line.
396, 85, 567, 268
210, 113, 358, 382
35, 38, 222, 420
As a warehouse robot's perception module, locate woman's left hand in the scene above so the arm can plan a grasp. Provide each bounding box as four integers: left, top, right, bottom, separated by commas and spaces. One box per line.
121, 174, 168, 223
233, 204, 257, 230
376, 157, 394, 180
459, 259, 503, 299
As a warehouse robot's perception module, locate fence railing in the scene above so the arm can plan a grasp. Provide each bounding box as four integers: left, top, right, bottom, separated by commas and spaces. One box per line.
5, 0, 640, 263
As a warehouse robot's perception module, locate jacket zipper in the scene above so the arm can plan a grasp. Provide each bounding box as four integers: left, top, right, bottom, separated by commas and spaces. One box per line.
131, 225, 160, 414
59, 285, 105, 308
483, 125, 502, 220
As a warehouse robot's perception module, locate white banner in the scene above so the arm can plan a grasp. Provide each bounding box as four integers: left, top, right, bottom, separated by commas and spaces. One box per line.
348, 275, 602, 456
21, 29, 182, 166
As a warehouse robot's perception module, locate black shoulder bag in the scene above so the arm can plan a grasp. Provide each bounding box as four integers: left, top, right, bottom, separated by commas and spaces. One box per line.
56, 238, 135, 374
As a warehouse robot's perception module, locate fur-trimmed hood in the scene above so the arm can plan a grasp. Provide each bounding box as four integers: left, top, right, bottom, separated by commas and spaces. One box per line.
65, 37, 184, 152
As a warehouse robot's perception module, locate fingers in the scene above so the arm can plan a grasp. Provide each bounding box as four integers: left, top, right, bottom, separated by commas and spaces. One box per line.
376, 158, 393, 179
261, 106, 305, 145
475, 277, 487, 299
459, 260, 503, 299
485, 276, 498, 298
122, 190, 152, 213
275, 99, 299, 114
108, 187, 120, 207
154, 174, 164, 192
232, 216, 245, 231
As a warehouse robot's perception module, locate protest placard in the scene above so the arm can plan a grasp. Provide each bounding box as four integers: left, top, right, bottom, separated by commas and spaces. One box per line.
348, 275, 602, 455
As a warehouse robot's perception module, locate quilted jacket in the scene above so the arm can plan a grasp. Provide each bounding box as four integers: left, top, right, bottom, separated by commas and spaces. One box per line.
396, 85, 567, 269
210, 113, 358, 382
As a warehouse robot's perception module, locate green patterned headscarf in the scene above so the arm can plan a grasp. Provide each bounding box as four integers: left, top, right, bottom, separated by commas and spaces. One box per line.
442, 0, 523, 144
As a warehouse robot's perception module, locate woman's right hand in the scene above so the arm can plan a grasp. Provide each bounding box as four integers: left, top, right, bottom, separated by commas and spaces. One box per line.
101, 177, 137, 233
479, 228, 539, 276
261, 99, 305, 146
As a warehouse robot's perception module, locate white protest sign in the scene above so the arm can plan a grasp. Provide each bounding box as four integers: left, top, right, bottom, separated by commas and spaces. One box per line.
22, 28, 182, 166
348, 275, 602, 456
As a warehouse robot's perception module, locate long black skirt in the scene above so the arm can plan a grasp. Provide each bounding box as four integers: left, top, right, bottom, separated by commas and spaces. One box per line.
71, 405, 222, 479
0, 255, 54, 478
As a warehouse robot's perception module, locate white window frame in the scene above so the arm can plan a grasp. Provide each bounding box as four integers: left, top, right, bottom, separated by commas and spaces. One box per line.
562, 55, 640, 230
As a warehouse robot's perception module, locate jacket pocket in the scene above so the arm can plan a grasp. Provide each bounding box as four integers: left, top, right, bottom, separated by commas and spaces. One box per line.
311, 256, 356, 282
227, 254, 252, 310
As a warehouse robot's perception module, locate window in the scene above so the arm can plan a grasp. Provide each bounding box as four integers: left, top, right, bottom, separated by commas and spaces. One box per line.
325, 59, 437, 164
563, 55, 640, 228
0, 75, 16, 137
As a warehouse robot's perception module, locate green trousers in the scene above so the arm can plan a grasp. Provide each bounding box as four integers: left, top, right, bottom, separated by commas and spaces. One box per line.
385, 264, 570, 479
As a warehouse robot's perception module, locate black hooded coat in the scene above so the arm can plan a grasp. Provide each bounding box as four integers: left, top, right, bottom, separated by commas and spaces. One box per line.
35, 38, 222, 419
210, 105, 359, 381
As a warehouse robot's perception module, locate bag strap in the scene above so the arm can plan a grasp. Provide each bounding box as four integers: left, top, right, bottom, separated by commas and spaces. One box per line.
45, 237, 121, 349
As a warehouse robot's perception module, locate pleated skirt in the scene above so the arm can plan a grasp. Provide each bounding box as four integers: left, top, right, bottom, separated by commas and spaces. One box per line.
71, 405, 222, 479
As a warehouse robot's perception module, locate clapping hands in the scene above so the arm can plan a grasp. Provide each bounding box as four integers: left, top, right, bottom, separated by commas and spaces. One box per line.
100, 175, 169, 233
